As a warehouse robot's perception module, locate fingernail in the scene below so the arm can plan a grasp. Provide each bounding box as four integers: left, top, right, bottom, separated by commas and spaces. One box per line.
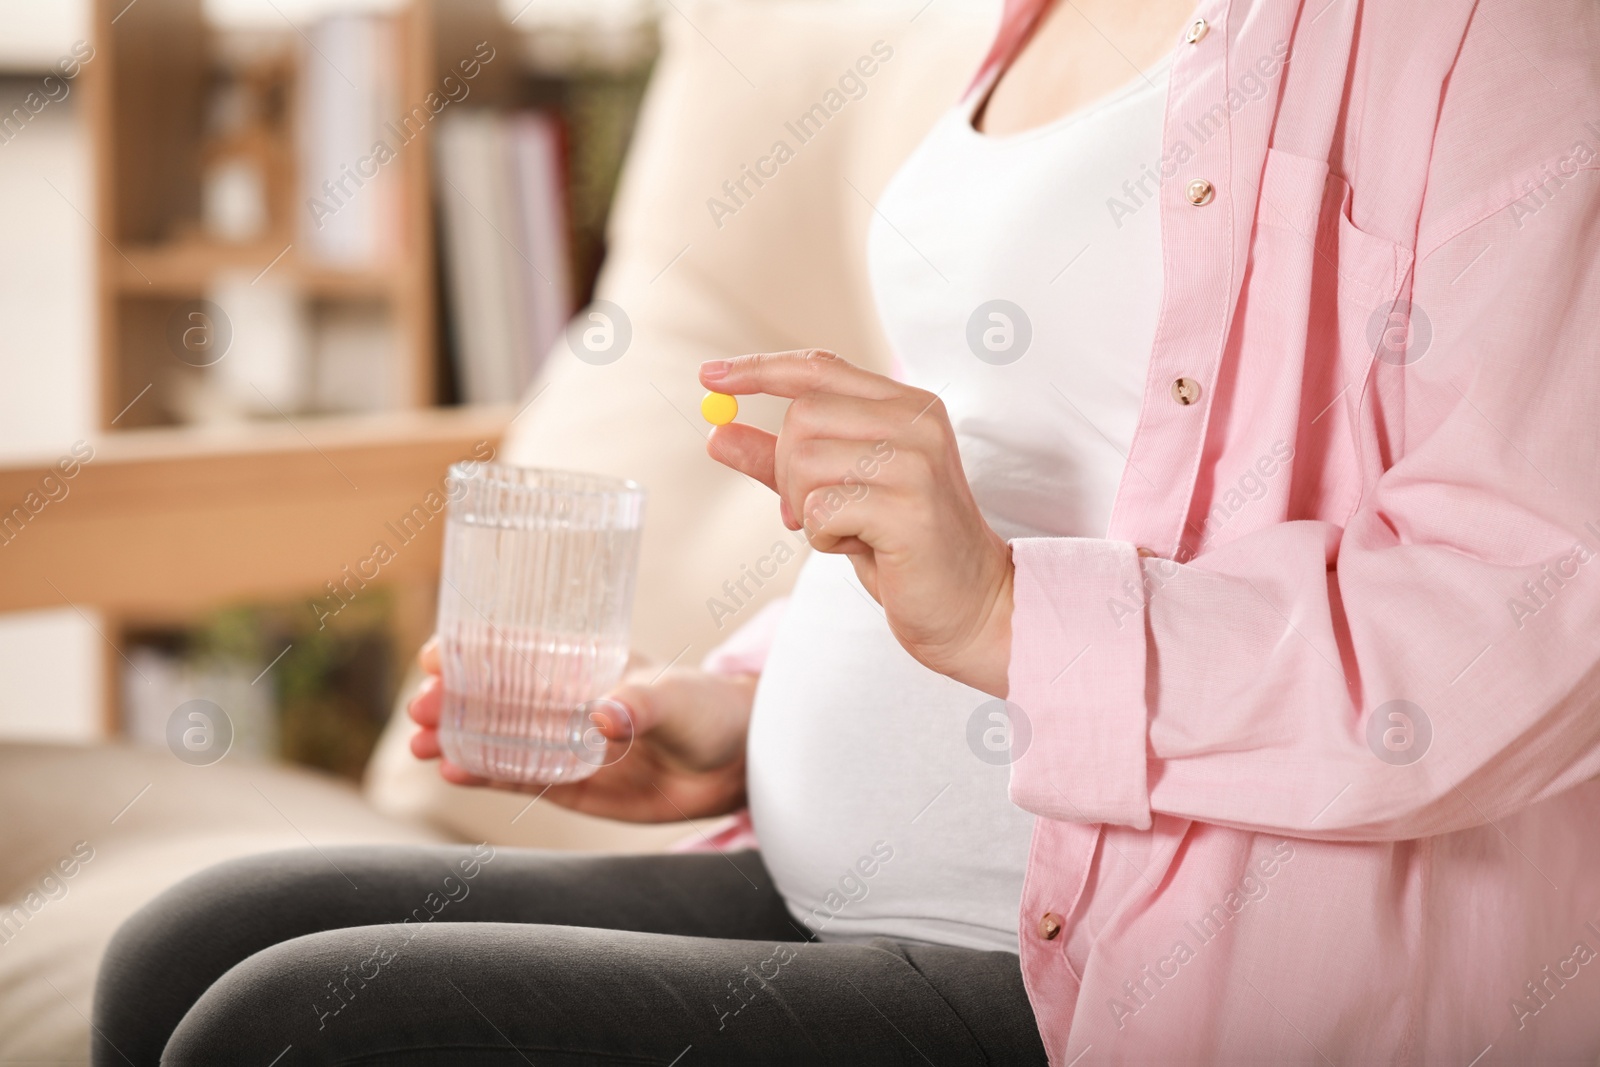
701, 360, 730, 380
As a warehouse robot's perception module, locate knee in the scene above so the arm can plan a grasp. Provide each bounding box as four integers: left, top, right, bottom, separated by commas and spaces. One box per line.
163, 928, 387, 1066
100, 850, 331, 983
92, 850, 350, 1066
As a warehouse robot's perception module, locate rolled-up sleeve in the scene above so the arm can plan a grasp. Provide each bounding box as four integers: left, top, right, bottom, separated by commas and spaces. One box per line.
1008, 536, 1151, 828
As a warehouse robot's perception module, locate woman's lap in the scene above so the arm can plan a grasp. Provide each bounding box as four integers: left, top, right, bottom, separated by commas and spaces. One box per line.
92, 845, 1044, 1066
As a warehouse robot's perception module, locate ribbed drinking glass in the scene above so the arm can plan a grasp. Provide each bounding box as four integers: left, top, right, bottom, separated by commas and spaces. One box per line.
435, 463, 644, 784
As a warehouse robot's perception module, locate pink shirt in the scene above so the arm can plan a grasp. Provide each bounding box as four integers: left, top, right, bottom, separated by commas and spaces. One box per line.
705, 0, 1600, 1061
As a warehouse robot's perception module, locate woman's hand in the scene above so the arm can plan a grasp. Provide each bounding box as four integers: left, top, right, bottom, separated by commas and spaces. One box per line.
407, 637, 754, 822
700, 350, 1013, 696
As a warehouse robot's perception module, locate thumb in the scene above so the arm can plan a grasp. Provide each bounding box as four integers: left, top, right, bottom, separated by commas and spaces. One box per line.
593, 682, 662, 740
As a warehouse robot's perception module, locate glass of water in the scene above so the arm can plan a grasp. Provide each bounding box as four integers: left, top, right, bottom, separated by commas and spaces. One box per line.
435, 462, 645, 784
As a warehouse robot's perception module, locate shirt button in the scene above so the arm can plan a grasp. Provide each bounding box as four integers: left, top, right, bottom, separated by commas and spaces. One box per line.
1038, 912, 1064, 941
1136, 547, 1159, 558
1171, 377, 1202, 405
1185, 18, 1209, 43
1186, 178, 1215, 206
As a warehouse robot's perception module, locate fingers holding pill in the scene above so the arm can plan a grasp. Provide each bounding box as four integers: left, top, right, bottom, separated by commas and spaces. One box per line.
696, 349, 1015, 697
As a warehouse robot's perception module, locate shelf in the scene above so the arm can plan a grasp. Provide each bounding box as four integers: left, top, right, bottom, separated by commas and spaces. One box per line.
112, 241, 403, 299
88, 0, 442, 426
0, 405, 513, 618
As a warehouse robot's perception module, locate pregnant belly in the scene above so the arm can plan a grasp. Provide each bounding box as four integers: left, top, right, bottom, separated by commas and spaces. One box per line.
745, 553, 1035, 952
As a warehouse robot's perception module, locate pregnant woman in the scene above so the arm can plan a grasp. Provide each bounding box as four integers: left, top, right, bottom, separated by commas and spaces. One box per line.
96, 0, 1600, 1062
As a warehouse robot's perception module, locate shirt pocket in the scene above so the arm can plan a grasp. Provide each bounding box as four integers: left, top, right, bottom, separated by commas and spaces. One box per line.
1255, 146, 1414, 301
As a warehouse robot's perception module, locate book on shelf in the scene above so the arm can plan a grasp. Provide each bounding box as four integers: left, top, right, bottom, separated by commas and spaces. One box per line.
506, 112, 574, 390
297, 12, 402, 266
435, 108, 573, 406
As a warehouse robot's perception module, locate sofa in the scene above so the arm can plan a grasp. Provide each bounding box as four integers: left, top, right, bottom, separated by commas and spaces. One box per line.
0, 1, 992, 1059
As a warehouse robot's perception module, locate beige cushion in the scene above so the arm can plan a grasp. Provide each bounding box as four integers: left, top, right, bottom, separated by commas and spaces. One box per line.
363, 0, 992, 847
0, 743, 448, 1064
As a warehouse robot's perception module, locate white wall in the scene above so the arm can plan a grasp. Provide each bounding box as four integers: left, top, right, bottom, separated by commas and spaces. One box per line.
0, 2, 87, 70
0, 82, 96, 452
0, 46, 102, 741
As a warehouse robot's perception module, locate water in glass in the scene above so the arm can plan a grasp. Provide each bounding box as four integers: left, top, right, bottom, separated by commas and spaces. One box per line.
435, 463, 644, 784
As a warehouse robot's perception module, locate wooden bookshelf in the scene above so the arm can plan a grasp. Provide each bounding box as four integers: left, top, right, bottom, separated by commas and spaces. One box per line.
27, 0, 653, 739
68, 0, 469, 738
85, 0, 441, 430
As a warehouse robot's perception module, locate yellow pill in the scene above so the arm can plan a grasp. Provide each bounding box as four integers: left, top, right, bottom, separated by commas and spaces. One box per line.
701, 391, 738, 426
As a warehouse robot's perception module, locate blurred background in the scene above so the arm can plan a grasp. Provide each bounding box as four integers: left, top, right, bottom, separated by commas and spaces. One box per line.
0, 0, 998, 1054
0, 0, 660, 774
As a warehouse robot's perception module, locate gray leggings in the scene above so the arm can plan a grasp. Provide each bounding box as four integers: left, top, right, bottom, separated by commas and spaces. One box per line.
92, 845, 1047, 1065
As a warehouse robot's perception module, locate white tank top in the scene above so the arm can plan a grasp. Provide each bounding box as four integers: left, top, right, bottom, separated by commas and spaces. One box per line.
746, 59, 1172, 952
